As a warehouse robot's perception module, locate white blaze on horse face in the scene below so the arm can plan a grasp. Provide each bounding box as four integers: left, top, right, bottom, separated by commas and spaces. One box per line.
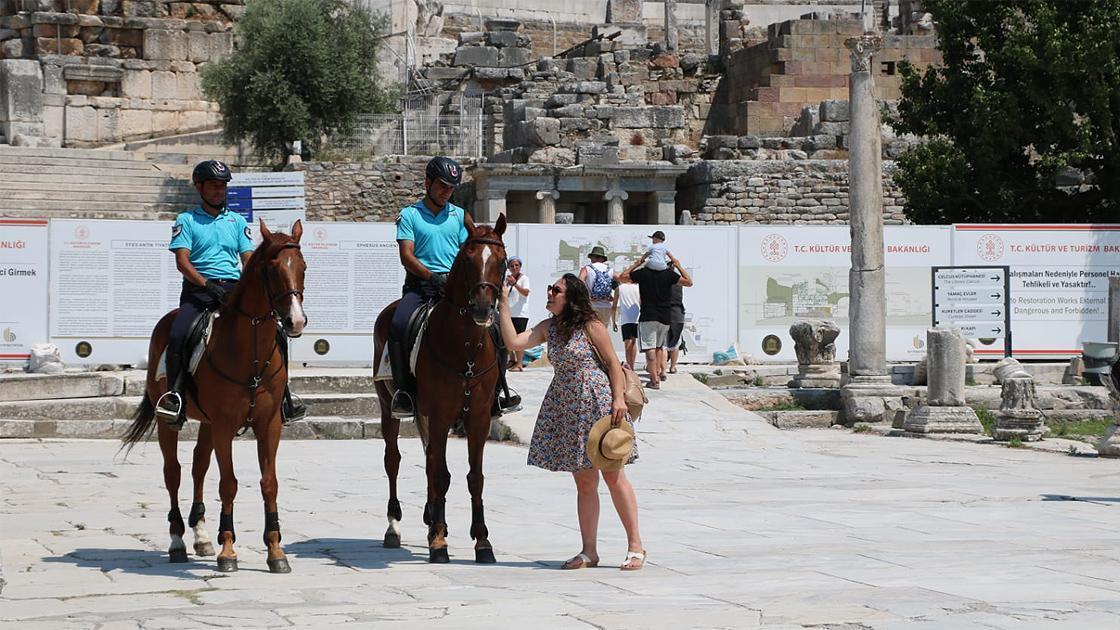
480, 245, 492, 267
288, 295, 307, 336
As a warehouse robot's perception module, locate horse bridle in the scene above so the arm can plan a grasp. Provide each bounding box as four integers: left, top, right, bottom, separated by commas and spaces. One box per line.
452, 237, 507, 314
234, 242, 306, 324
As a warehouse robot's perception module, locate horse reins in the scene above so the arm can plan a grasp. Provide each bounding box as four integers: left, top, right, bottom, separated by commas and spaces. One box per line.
201, 242, 304, 433
426, 236, 506, 420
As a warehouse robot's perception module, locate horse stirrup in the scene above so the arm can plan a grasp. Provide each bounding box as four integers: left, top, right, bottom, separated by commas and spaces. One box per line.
155, 391, 185, 429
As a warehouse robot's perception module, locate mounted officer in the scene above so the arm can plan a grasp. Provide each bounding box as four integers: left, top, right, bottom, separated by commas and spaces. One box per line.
388, 156, 520, 419
155, 159, 307, 429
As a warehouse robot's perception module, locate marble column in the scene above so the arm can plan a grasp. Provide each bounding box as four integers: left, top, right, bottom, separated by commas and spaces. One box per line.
535, 189, 559, 224
664, 0, 679, 51
650, 189, 676, 224
604, 185, 628, 224
476, 188, 507, 223
840, 32, 901, 424
902, 328, 982, 434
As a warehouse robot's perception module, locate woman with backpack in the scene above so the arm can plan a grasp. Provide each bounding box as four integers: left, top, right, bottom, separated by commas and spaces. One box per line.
579, 245, 618, 327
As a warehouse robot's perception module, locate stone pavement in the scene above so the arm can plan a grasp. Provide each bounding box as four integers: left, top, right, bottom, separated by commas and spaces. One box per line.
2, 369, 1120, 629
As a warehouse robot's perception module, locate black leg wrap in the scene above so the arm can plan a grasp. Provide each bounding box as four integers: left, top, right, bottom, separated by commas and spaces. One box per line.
263, 511, 282, 546
428, 501, 446, 527
219, 512, 236, 544
167, 506, 183, 525
471, 503, 487, 540
388, 498, 402, 522
423, 502, 431, 526
187, 502, 205, 528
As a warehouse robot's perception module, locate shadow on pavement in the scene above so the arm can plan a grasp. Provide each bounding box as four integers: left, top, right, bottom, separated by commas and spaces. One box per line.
1040, 494, 1120, 503
285, 537, 550, 570
42, 548, 218, 575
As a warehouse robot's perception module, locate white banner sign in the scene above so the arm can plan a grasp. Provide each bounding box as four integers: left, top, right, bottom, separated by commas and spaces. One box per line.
513, 224, 737, 360
952, 225, 1120, 359
738, 225, 953, 361
290, 222, 404, 364
48, 219, 180, 364
228, 171, 306, 235
0, 219, 49, 362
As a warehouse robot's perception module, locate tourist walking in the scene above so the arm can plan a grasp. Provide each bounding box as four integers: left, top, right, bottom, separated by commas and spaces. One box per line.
505, 256, 531, 371
665, 283, 687, 375
579, 246, 618, 326
621, 253, 693, 389
615, 276, 641, 370
497, 273, 646, 571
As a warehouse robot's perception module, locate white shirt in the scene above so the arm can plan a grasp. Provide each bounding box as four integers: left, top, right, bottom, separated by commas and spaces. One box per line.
506, 273, 531, 318
618, 283, 640, 325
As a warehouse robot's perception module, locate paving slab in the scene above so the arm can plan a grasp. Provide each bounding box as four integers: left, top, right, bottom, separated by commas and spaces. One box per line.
1, 369, 1119, 628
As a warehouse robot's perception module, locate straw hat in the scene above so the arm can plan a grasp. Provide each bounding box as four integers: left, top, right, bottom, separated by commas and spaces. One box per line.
585, 415, 635, 471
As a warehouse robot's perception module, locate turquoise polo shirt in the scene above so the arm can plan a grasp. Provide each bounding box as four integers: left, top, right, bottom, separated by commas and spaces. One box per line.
168, 206, 254, 280
395, 200, 468, 274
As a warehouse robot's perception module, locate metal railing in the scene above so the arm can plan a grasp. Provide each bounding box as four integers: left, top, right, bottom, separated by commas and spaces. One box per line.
330, 111, 484, 158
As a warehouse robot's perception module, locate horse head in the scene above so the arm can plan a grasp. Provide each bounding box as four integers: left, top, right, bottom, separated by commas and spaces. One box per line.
449, 214, 507, 327
258, 219, 308, 337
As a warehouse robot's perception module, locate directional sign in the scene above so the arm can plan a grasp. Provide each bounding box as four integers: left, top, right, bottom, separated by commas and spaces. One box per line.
932, 265, 1012, 357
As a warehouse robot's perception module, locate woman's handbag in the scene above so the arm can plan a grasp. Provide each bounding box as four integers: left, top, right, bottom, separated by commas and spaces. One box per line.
586, 326, 648, 420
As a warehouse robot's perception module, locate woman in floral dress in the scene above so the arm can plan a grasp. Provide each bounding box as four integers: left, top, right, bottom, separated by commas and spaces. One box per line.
497, 272, 646, 571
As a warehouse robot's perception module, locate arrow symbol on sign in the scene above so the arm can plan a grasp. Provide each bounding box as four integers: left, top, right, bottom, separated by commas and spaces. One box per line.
990, 292, 1002, 299
990, 275, 1001, 281
990, 310, 1002, 316
995, 327, 1002, 334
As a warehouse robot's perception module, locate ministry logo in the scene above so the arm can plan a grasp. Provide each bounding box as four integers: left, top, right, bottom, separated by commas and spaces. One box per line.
977, 234, 1004, 262
761, 234, 788, 262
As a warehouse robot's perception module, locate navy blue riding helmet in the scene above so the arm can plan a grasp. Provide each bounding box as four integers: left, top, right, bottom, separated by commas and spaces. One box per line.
426, 156, 462, 187
192, 159, 233, 184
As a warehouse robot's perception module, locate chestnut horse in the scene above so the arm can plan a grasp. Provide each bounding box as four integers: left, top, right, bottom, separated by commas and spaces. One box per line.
121, 220, 307, 574
373, 215, 508, 563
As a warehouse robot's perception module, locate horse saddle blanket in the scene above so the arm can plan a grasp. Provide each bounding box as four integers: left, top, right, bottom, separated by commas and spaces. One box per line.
373, 302, 433, 382
155, 310, 218, 381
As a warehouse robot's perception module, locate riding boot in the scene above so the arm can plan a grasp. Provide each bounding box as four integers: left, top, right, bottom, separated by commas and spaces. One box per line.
389, 340, 415, 419
276, 331, 307, 424
488, 326, 521, 417
155, 348, 187, 430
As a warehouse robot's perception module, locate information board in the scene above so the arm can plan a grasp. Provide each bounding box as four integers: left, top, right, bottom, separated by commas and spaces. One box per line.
932, 266, 1011, 356
48, 219, 179, 364
289, 222, 405, 364
951, 225, 1120, 359
228, 172, 306, 235
513, 224, 737, 361
739, 225, 953, 361
0, 219, 49, 361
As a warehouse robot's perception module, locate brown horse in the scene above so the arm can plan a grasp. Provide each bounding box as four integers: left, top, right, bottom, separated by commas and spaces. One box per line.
373, 215, 508, 563
121, 219, 307, 574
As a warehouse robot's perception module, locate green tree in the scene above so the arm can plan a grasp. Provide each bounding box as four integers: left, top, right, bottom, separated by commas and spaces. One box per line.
892, 0, 1120, 223
201, 0, 398, 162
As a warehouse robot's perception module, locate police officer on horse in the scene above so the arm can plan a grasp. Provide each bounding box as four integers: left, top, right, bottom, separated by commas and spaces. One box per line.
155, 159, 306, 429
388, 156, 520, 419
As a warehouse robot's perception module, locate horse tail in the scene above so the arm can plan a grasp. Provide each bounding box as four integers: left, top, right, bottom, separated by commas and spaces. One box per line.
120, 394, 156, 455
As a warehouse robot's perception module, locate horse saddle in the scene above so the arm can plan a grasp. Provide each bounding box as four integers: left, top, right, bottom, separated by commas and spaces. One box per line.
374, 301, 434, 382
156, 310, 218, 381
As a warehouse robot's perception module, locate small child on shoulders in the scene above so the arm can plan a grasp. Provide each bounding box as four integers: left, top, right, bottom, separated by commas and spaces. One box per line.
640, 230, 671, 271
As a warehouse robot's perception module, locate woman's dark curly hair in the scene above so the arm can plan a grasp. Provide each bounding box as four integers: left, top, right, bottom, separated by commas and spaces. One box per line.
552, 273, 599, 344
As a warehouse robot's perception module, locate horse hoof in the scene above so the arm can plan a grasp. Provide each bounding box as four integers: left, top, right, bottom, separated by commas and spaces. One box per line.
216, 556, 239, 572
267, 558, 292, 574
169, 548, 189, 563
383, 533, 401, 549
429, 547, 450, 564
475, 548, 496, 564
194, 542, 215, 557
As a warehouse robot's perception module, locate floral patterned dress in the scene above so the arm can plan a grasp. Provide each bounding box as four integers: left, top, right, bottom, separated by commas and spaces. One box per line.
527, 323, 638, 472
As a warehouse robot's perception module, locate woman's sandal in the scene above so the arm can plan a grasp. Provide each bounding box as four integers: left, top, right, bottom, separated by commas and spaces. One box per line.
620, 549, 646, 571
561, 552, 598, 570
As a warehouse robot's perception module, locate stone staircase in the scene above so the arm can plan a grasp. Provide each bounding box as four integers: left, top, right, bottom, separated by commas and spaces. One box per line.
109, 129, 266, 177
0, 369, 415, 440
0, 145, 195, 221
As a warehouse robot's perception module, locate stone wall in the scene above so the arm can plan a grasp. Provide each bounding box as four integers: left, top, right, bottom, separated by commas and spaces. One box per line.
0, 1, 237, 146
708, 16, 939, 136
291, 157, 477, 222
677, 159, 907, 225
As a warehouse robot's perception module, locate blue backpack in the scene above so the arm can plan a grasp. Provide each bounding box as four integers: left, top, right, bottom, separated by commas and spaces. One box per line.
589, 265, 613, 300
